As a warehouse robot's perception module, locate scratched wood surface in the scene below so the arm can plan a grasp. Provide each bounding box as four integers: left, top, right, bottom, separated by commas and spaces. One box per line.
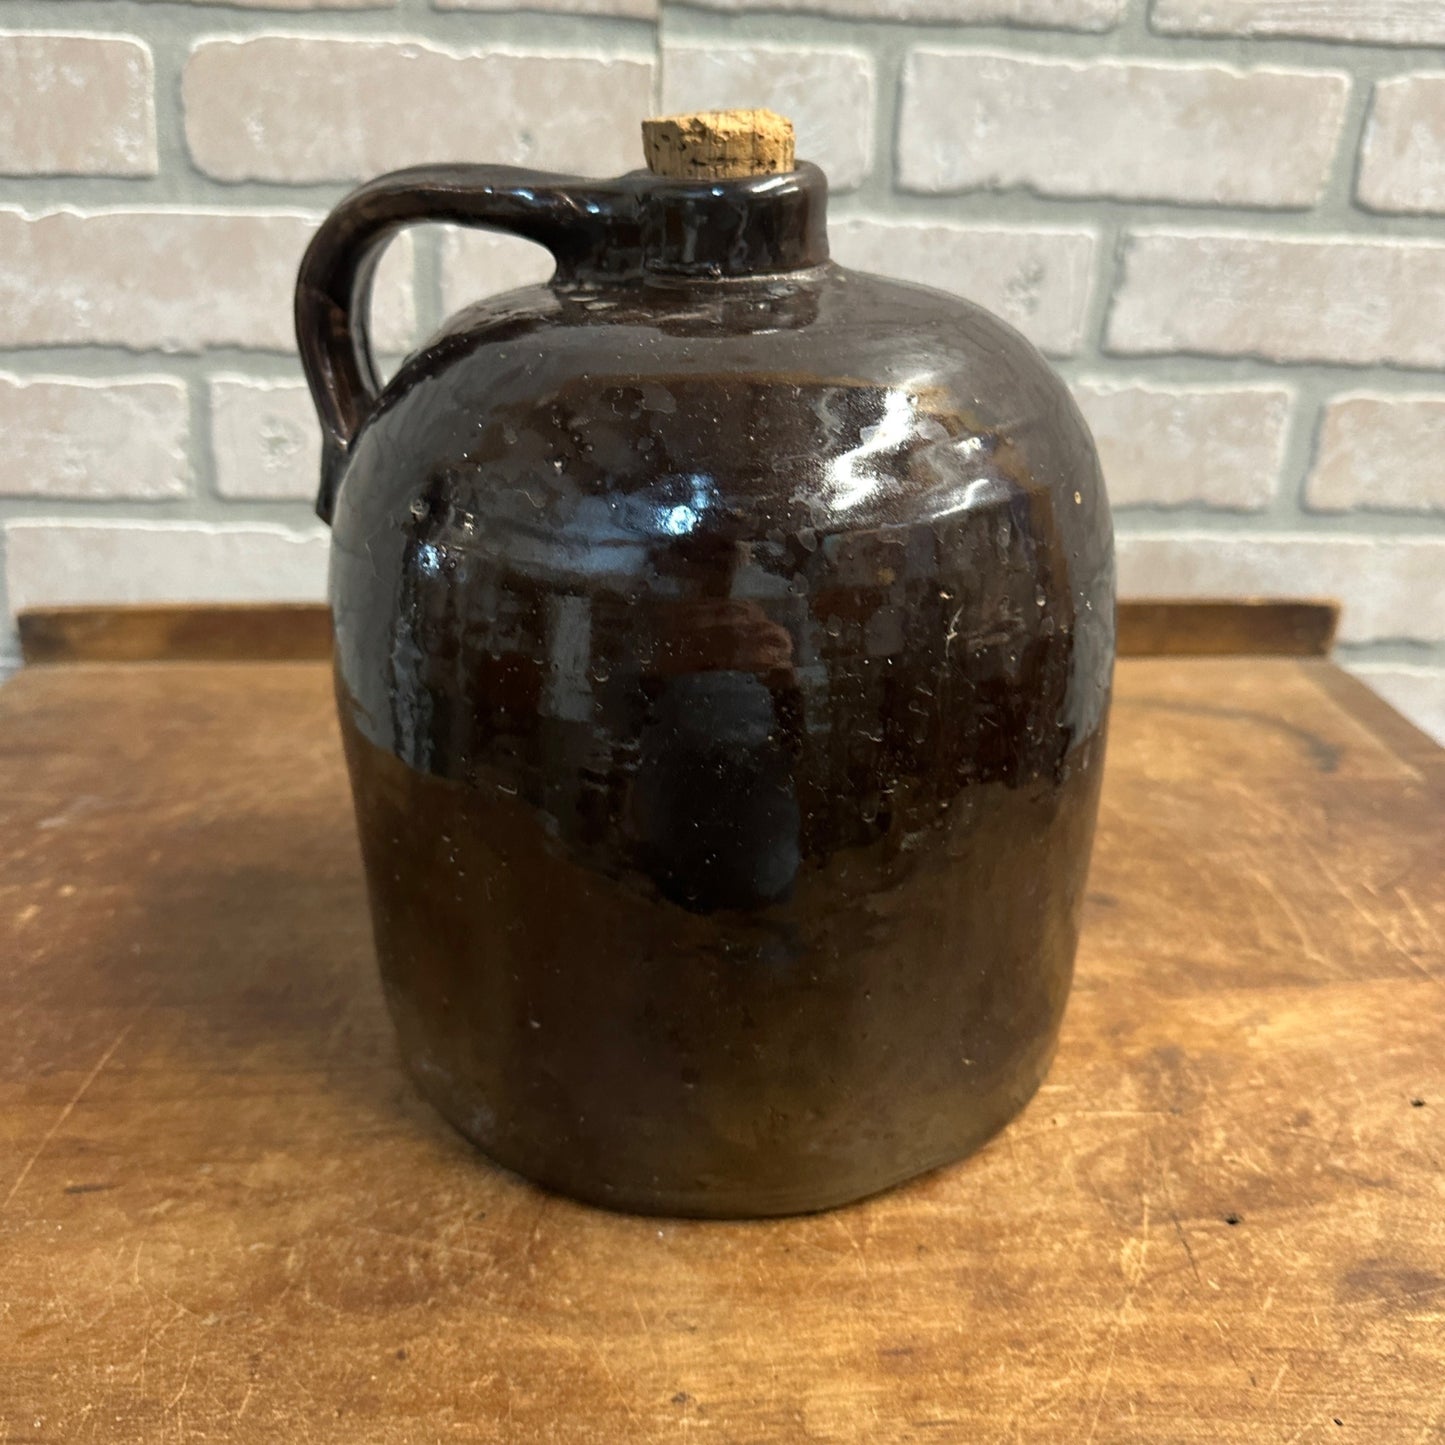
1, 657, 1441, 1443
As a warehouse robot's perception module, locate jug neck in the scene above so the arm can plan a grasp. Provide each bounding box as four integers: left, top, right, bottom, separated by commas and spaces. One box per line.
562, 163, 830, 285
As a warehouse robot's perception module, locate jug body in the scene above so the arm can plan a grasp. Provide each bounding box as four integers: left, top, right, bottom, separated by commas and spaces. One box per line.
299, 157, 1114, 1216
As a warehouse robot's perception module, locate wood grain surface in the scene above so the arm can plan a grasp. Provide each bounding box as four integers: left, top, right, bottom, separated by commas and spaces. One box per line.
17, 598, 1339, 665
1114, 599, 1337, 658
1, 657, 1441, 1443
16, 603, 333, 665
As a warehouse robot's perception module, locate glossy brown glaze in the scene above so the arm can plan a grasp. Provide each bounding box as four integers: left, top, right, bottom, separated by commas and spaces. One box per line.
299, 159, 1114, 1216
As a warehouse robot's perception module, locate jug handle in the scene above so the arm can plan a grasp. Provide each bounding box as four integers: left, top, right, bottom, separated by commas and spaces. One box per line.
295, 163, 618, 524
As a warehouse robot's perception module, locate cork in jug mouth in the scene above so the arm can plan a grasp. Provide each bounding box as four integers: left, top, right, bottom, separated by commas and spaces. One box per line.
558, 109, 828, 283
641, 109, 797, 181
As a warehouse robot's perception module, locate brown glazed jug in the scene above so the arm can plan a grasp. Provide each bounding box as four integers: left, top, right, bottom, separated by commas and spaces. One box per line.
296, 111, 1114, 1217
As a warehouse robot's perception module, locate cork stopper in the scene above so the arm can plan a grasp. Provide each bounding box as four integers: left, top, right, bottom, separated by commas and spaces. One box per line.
641, 109, 796, 180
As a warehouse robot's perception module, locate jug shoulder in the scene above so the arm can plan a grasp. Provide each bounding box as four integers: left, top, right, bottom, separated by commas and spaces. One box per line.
340, 263, 1100, 546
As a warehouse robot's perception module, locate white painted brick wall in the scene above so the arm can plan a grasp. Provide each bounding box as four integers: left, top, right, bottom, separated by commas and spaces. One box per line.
0, 33, 156, 177
0, 208, 415, 353
1306, 395, 1445, 514
210, 377, 319, 502
1358, 74, 1445, 216
4, 520, 329, 611
174, 0, 397, 7
0, 373, 188, 499
1072, 382, 1290, 511
184, 39, 655, 184
831, 219, 1097, 356
439, 230, 559, 316
1107, 232, 1445, 368
1116, 534, 1445, 644
0, 0, 1441, 740
440, 0, 655, 15
1151, 0, 1445, 46
1344, 666, 1445, 745
688, 0, 1125, 28
899, 52, 1348, 208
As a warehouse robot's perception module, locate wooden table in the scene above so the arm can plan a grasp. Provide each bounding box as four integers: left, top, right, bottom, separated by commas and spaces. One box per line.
2, 613, 1442, 1442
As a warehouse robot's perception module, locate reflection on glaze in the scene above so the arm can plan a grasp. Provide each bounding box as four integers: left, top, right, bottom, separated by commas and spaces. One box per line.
311, 157, 1115, 1216
828, 388, 923, 510
659, 473, 712, 535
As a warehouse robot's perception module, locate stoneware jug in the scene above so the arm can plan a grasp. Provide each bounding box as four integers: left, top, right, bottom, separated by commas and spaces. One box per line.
295, 110, 1114, 1218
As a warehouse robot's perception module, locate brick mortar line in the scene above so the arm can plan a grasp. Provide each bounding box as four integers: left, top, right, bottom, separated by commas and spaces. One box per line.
1310, 43, 1384, 229
148, 23, 214, 498
850, 197, 1445, 237
188, 357, 221, 504
412, 227, 445, 346
1078, 217, 1122, 359
861, 23, 902, 202
1334, 641, 1445, 666
0, 492, 319, 524
0, 3, 658, 47
657, 4, 1445, 67
1116, 0, 1149, 44
8, 188, 1445, 251
1268, 382, 1323, 527
1107, 509, 1445, 536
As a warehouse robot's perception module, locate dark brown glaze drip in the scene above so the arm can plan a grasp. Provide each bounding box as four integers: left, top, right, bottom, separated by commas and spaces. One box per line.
306, 160, 1115, 1215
